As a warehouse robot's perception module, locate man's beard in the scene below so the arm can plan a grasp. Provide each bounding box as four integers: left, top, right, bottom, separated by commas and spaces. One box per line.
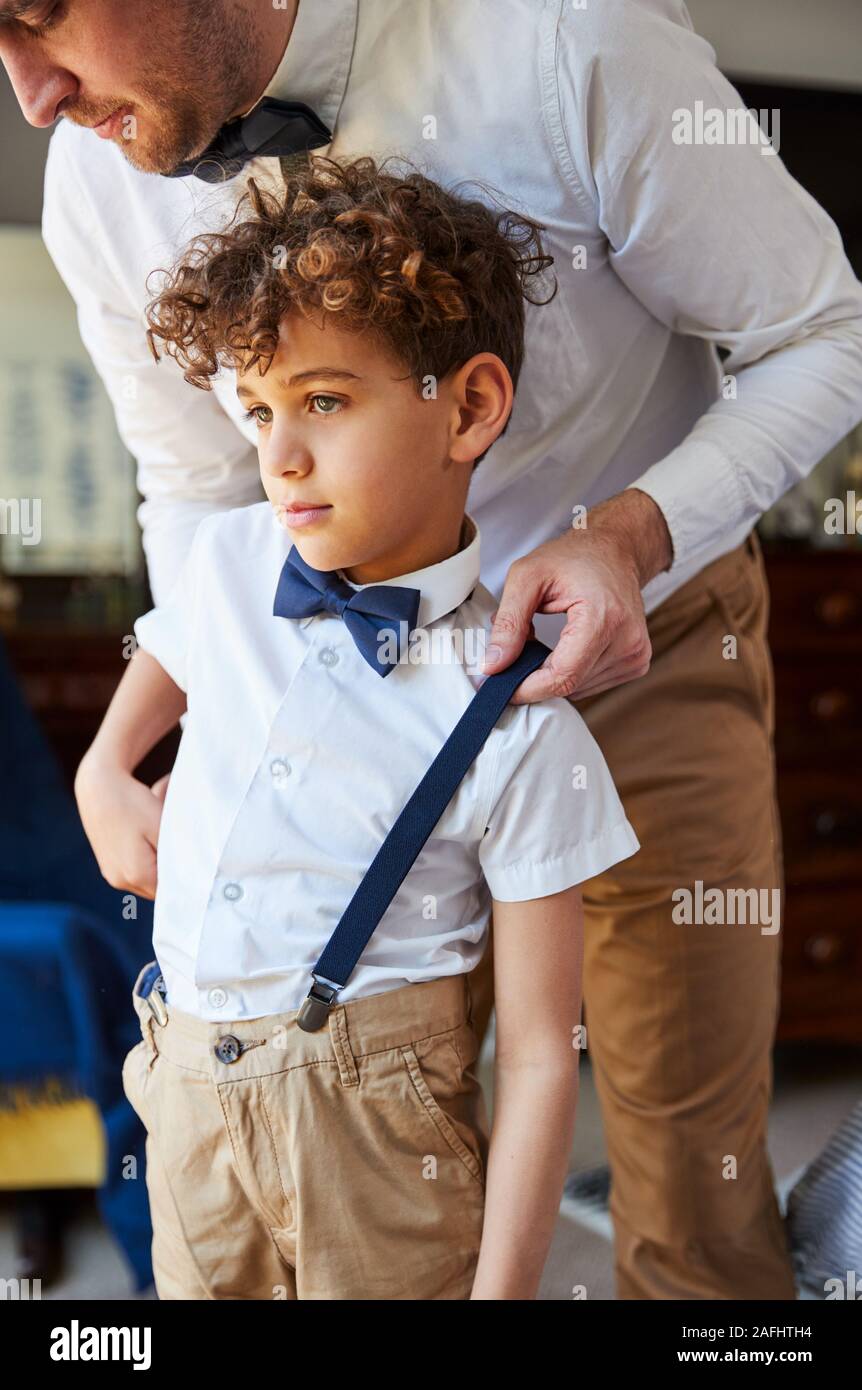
65, 0, 261, 175
109, 90, 215, 176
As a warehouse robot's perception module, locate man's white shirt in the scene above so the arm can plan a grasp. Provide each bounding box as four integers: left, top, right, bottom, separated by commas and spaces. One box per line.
132, 507, 640, 1020
42, 0, 862, 646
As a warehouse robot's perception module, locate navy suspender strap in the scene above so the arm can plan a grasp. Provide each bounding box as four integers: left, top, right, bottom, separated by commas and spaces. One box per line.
296, 636, 551, 1031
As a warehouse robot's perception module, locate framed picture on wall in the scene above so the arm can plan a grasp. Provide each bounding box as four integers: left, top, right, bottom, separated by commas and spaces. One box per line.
0, 226, 141, 579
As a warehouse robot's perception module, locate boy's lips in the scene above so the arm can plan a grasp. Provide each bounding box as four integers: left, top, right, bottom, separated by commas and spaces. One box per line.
276, 503, 333, 529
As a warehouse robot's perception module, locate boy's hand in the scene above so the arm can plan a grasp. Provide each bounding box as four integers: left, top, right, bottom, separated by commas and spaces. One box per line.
74, 759, 171, 901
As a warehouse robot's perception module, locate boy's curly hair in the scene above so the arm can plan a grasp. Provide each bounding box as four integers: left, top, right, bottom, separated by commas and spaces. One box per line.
144, 153, 557, 465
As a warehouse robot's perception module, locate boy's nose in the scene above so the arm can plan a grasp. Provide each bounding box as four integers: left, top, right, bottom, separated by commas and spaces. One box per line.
0, 47, 78, 128
261, 435, 314, 482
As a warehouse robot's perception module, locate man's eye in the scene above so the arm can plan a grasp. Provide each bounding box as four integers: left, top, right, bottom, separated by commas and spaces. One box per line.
243, 405, 272, 427
310, 394, 344, 415
24, 1, 65, 36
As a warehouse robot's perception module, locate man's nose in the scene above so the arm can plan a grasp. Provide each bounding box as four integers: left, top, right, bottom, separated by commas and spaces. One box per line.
1, 46, 77, 128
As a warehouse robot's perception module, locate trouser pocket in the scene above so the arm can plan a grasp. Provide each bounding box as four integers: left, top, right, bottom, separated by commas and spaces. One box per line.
121, 1038, 151, 1126
400, 1027, 485, 1189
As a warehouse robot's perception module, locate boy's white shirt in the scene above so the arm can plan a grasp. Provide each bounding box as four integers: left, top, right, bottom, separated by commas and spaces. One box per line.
134, 505, 640, 1021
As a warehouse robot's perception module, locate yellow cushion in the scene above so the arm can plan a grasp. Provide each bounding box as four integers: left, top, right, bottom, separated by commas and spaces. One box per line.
0, 1081, 105, 1188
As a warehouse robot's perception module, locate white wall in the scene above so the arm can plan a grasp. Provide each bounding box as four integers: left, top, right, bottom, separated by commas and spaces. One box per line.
0, 76, 52, 224
685, 0, 862, 91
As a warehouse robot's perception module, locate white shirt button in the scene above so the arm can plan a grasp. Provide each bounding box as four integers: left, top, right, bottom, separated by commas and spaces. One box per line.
270, 758, 291, 780
319, 646, 339, 666
223, 882, 243, 902
208, 987, 228, 1009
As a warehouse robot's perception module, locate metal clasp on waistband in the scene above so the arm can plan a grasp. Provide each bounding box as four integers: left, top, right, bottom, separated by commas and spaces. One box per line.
297, 975, 340, 1032
146, 973, 168, 1027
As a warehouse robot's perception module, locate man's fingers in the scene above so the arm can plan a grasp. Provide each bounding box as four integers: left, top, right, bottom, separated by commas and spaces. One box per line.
507, 618, 610, 700
569, 670, 647, 701
566, 639, 653, 697
508, 633, 611, 703
481, 567, 545, 671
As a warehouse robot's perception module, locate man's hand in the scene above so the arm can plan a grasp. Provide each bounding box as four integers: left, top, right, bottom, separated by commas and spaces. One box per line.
480, 489, 673, 704
74, 758, 172, 901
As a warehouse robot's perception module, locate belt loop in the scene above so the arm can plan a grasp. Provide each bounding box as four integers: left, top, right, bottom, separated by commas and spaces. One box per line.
142, 1017, 156, 1068
141, 1009, 162, 1069
328, 1005, 359, 1088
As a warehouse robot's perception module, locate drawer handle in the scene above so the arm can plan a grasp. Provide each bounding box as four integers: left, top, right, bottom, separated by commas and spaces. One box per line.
809, 689, 854, 722
814, 591, 859, 628
803, 933, 846, 968
811, 805, 862, 845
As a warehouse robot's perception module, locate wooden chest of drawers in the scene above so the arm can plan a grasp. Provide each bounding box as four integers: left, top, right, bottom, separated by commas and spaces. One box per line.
762, 542, 862, 1043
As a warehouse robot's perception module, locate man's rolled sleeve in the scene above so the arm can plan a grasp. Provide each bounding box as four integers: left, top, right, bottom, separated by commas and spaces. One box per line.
478, 699, 640, 903
554, 0, 862, 571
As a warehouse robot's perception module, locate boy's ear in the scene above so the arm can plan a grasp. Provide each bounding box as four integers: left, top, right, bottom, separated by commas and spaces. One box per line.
449, 353, 513, 466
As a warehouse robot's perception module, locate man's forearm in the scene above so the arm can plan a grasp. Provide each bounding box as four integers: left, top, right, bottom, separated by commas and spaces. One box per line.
586, 487, 674, 589
616, 318, 862, 581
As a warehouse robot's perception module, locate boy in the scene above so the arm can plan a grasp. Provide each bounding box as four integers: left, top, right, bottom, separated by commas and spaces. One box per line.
75, 154, 640, 1300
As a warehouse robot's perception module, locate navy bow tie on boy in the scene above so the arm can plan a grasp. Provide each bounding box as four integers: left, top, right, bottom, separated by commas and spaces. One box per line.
273, 546, 421, 678
165, 98, 332, 183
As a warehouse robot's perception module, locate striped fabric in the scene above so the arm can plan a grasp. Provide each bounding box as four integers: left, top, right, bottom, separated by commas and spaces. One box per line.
785, 1101, 862, 1297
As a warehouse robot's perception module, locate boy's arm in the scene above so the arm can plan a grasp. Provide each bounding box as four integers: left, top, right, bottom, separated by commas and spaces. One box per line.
80, 646, 187, 775
74, 649, 187, 899
470, 883, 583, 1301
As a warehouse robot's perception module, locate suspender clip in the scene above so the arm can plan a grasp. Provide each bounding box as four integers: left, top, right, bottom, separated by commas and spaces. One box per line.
145, 972, 168, 1027
297, 976, 340, 1032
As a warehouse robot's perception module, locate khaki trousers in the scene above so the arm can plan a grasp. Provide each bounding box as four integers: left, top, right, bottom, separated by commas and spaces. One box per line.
470, 530, 797, 1300
123, 966, 488, 1299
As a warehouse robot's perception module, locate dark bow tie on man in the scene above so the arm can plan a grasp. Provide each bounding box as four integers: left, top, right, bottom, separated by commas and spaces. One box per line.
273, 546, 421, 678
165, 97, 332, 183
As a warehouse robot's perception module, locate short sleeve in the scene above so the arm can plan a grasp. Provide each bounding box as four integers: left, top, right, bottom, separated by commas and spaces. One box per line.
132, 514, 211, 692
478, 697, 640, 903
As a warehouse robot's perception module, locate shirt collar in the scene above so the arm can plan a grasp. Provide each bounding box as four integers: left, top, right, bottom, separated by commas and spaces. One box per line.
336, 514, 481, 626
271, 509, 482, 627
261, 0, 357, 139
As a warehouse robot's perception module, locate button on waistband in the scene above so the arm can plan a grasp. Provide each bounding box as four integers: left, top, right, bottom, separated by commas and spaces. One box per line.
214, 1035, 242, 1064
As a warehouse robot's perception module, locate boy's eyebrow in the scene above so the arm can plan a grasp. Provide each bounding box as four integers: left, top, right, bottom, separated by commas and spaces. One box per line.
236, 368, 363, 397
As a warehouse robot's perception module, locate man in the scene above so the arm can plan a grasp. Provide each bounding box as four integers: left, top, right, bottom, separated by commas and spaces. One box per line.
4, 0, 861, 1299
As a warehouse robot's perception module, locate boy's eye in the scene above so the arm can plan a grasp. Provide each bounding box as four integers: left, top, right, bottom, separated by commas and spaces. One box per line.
309, 394, 344, 415
242, 394, 344, 426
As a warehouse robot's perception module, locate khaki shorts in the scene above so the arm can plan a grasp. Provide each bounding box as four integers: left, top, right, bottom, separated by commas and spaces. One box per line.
123, 960, 489, 1300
